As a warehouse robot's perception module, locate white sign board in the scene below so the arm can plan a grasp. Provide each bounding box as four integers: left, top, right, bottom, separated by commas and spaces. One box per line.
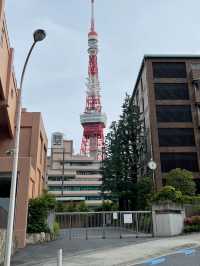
124, 214, 133, 224
113, 212, 118, 220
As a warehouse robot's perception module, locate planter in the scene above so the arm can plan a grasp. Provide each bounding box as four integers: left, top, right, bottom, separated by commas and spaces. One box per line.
152, 203, 185, 237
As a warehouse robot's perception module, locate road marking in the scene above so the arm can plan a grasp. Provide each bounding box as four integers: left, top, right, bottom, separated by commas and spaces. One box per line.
144, 257, 166, 265
176, 248, 196, 256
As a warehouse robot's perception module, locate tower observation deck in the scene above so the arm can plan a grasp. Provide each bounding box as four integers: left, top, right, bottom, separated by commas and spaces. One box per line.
80, 0, 107, 160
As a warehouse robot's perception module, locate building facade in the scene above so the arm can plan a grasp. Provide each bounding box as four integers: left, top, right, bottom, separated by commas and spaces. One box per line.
48, 132, 103, 209
132, 55, 200, 191
0, 110, 48, 247
0, 3, 48, 247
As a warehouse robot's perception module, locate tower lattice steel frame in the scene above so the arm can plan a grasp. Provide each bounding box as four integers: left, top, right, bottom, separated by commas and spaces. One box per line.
80, 0, 107, 160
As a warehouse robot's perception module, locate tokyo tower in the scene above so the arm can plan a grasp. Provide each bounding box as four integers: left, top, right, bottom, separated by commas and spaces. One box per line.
80, 0, 107, 160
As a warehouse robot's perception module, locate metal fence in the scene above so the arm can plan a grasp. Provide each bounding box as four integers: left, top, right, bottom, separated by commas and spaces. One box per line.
56, 211, 153, 240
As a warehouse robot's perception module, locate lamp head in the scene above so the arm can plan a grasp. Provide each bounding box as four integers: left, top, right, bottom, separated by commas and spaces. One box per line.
33, 29, 46, 43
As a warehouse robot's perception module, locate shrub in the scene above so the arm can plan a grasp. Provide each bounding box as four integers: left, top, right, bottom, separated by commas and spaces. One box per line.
56, 201, 67, 212
52, 222, 60, 236
184, 224, 200, 233
184, 215, 200, 233
152, 186, 183, 204
27, 193, 56, 234
98, 201, 118, 211
77, 202, 89, 212
165, 168, 196, 196
66, 203, 78, 212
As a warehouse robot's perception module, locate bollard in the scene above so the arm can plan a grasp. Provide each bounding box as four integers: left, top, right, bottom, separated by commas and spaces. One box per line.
57, 249, 63, 266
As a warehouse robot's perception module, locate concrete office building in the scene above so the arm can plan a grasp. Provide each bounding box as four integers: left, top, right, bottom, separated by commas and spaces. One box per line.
48, 132, 103, 209
0, 1, 48, 248
132, 55, 200, 191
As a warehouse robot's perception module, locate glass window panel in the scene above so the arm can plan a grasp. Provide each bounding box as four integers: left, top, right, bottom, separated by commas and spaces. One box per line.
156, 105, 192, 122
160, 152, 199, 172
158, 128, 195, 146
153, 62, 187, 78
155, 83, 189, 100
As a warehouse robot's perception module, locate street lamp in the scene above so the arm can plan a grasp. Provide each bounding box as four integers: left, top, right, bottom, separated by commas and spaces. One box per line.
4, 29, 46, 266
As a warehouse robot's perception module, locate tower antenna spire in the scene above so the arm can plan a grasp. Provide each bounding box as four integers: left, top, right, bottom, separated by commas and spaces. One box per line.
91, 0, 95, 32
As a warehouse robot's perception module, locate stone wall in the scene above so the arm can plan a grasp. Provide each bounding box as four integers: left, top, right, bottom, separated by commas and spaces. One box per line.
26, 233, 53, 245
0, 229, 17, 265
0, 229, 6, 265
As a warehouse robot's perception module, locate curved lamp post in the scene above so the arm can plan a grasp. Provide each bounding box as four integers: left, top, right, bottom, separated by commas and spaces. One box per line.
4, 29, 46, 266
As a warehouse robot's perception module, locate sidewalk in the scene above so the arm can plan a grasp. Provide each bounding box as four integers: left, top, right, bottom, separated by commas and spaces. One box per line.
40, 234, 200, 266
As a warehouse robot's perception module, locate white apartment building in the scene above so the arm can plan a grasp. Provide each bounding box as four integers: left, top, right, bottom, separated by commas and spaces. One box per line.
47, 132, 104, 208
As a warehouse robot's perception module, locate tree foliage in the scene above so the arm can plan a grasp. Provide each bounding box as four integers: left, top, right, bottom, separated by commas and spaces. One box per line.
136, 176, 154, 210
165, 168, 196, 196
102, 94, 147, 210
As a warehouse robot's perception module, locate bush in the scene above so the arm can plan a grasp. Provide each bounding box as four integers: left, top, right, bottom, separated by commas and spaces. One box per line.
98, 201, 118, 211
56, 201, 67, 212
152, 186, 183, 204
77, 202, 89, 212
184, 224, 200, 233
165, 168, 196, 196
182, 195, 200, 205
27, 193, 56, 234
52, 222, 60, 236
184, 215, 200, 233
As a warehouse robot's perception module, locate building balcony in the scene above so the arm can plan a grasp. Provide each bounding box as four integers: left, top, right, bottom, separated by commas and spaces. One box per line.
48, 180, 102, 186
76, 174, 102, 179
49, 191, 101, 196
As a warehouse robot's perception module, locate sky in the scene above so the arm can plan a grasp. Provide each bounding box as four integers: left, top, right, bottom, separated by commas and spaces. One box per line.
5, 0, 200, 152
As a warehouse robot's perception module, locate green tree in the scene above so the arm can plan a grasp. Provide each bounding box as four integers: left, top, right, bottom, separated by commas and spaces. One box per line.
165, 168, 196, 196
102, 94, 146, 210
136, 176, 153, 210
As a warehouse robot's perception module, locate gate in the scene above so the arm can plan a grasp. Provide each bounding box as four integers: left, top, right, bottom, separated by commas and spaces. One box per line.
56, 211, 153, 240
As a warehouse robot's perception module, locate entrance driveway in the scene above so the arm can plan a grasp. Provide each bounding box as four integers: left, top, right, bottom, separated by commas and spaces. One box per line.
11, 237, 152, 266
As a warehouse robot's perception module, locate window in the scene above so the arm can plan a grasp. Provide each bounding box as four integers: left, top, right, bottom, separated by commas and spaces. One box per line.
153, 62, 187, 78
158, 128, 195, 146
156, 105, 192, 122
155, 83, 189, 100
52, 133, 63, 146
160, 153, 199, 172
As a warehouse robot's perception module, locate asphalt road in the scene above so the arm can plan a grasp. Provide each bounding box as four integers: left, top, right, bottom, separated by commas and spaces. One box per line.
138, 247, 200, 266
11, 236, 152, 266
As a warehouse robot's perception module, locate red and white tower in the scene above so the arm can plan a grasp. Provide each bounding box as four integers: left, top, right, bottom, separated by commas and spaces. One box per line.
80, 0, 107, 160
